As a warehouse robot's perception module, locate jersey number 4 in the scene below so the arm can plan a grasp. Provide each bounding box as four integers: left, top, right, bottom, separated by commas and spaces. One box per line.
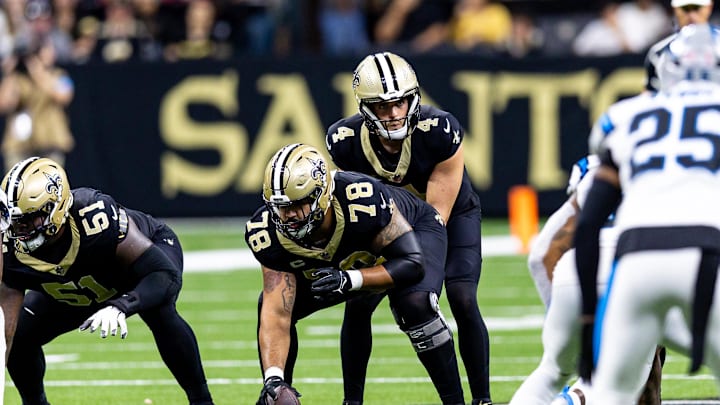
631, 104, 720, 177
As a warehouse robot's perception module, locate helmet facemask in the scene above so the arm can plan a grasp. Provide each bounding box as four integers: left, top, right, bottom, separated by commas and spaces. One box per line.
359, 91, 421, 141
9, 205, 52, 252
263, 144, 334, 244
266, 187, 326, 242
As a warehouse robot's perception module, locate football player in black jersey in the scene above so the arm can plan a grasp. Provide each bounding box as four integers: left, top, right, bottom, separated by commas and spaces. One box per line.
325, 52, 491, 405
0, 187, 10, 403
247, 143, 466, 405
0, 157, 214, 405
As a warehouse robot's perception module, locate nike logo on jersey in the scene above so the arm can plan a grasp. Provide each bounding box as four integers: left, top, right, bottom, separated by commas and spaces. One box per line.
379, 193, 388, 209
444, 118, 451, 133
164, 238, 175, 246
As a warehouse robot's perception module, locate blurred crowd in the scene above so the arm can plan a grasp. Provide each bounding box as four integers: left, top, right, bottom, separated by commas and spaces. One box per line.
0, 0, 713, 66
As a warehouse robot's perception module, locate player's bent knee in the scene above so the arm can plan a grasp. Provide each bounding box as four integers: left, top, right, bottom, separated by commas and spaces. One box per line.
403, 315, 453, 352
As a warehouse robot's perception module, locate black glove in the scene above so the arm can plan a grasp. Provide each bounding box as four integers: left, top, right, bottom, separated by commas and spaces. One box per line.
256, 376, 300, 405
311, 267, 352, 298
578, 317, 595, 382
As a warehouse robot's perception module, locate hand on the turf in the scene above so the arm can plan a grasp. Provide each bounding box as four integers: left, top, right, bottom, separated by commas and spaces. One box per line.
79, 306, 128, 339
310, 268, 351, 298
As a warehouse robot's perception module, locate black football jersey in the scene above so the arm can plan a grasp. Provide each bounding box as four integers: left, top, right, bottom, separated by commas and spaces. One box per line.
245, 171, 434, 290
2, 188, 166, 306
326, 105, 479, 216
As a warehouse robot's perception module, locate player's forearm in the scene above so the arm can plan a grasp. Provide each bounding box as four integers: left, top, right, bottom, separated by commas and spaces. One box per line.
0, 285, 23, 360
427, 150, 463, 223
355, 265, 395, 290
258, 313, 291, 373
426, 187, 457, 225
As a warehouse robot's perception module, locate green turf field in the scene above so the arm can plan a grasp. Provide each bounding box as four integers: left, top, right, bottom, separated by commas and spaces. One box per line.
3, 220, 718, 404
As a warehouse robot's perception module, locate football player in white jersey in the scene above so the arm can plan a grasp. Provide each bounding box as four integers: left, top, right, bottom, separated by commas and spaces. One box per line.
644, 0, 715, 93
510, 155, 691, 405
576, 23, 720, 403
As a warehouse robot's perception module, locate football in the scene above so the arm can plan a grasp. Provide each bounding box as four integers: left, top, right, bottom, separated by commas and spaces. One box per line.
266, 386, 301, 405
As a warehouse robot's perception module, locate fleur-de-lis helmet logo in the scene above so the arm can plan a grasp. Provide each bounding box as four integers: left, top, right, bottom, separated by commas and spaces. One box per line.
308, 156, 327, 182
44, 171, 63, 199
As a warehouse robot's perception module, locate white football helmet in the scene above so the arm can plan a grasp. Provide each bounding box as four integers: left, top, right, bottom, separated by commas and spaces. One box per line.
657, 23, 720, 93
352, 52, 421, 141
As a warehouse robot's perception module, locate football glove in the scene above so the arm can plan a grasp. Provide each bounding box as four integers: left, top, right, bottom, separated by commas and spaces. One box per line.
79, 305, 128, 339
256, 376, 300, 405
311, 267, 351, 298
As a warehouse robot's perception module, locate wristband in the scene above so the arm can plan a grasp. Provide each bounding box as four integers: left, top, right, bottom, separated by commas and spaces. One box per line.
347, 270, 363, 290
264, 366, 284, 381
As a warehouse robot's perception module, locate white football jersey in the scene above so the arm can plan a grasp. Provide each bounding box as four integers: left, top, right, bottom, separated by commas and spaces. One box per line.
595, 84, 720, 232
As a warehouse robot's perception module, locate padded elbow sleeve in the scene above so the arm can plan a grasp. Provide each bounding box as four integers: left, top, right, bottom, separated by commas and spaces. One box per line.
381, 231, 424, 288
109, 245, 181, 316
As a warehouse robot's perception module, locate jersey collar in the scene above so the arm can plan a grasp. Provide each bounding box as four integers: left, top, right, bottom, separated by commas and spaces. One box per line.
361, 125, 412, 183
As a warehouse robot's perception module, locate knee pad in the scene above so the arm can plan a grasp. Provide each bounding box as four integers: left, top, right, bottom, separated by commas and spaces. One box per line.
403, 314, 453, 353
395, 292, 453, 353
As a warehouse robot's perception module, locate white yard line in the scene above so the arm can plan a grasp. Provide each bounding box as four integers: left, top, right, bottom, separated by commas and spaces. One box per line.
183, 236, 522, 273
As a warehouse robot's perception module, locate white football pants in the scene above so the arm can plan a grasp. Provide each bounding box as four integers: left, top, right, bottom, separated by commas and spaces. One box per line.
510, 245, 690, 405
590, 248, 720, 404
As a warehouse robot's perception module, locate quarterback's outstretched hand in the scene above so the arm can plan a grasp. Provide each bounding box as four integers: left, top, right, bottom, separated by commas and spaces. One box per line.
79, 306, 128, 339
256, 376, 301, 405
311, 268, 352, 298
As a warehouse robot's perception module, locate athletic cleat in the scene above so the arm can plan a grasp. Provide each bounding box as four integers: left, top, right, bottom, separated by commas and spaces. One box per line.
550, 385, 586, 405
471, 400, 492, 405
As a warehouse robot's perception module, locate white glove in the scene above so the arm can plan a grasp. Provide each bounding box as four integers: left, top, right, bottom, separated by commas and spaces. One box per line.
79, 306, 128, 339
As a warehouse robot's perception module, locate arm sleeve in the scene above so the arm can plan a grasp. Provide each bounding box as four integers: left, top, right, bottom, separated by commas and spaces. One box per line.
108, 245, 181, 316
574, 178, 622, 317
380, 231, 424, 288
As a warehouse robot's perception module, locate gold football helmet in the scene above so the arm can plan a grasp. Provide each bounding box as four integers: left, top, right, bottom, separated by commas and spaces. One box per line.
352, 52, 421, 141
2, 157, 74, 252
263, 143, 334, 242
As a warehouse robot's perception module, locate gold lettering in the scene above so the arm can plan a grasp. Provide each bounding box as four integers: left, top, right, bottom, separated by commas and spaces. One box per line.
159, 71, 247, 198
591, 68, 645, 122
494, 70, 599, 189
239, 74, 327, 191
452, 72, 493, 189
333, 73, 358, 118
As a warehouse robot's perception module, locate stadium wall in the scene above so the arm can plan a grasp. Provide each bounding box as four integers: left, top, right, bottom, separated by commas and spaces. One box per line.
52, 53, 645, 217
